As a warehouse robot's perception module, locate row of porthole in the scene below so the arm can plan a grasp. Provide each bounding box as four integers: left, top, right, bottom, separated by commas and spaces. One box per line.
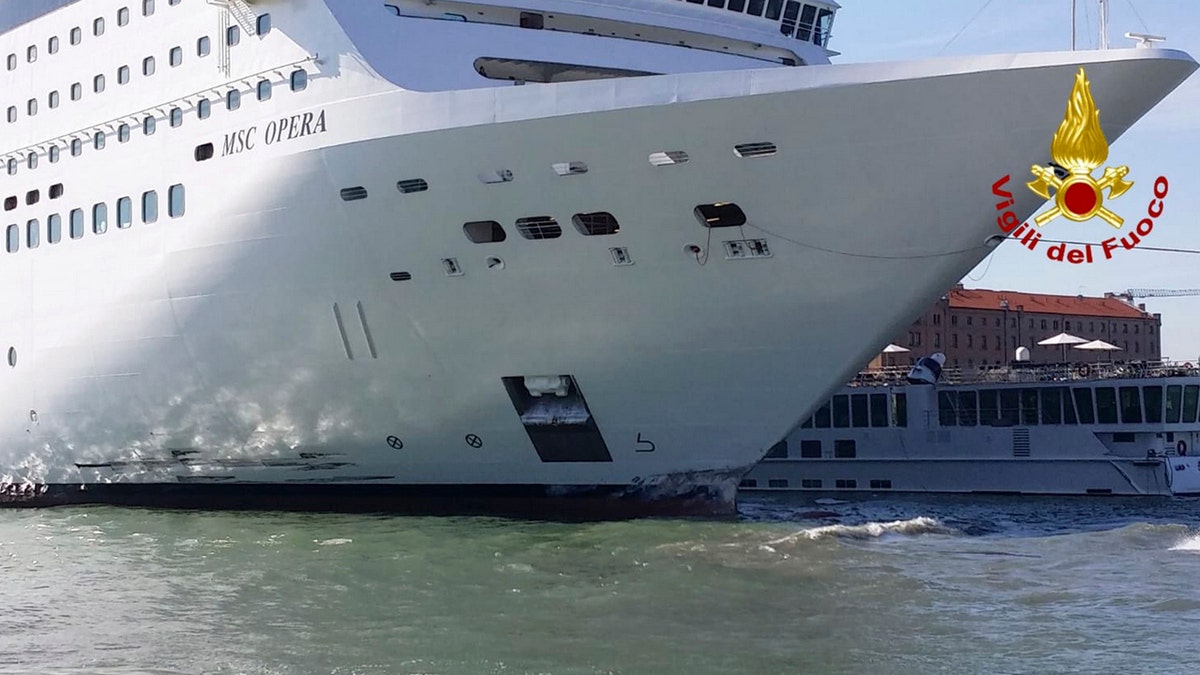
5, 0, 183, 74
5, 21, 273, 130
4, 183, 65, 212
6, 69, 309, 176
4, 185, 185, 254
332, 143, 775, 199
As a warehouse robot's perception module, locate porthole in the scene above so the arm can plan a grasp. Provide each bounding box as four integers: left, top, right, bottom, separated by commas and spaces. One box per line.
290, 69, 308, 91
27, 219, 39, 249
694, 202, 747, 228
69, 209, 84, 239
572, 212, 620, 236
170, 107, 183, 127
256, 79, 272, 101
515, 216, 561, 240
93, 202, 108, 234
49, 146, 59, 163
197, 98, 211, 119
70, 27, 81, 46
25, 189, 38, 206
117, 197, 132, 228
226, 89, 240, 110
143, 116, 156, 135
396, 179, 428, 194
463, 220, 506, 243
226, 25, 240, 46
142, 190, 158, 223
194, 143, 214, 161
197, 36, 211, 57
552, 161, 588, 176
118, 65, 130, 85
118, 123, 130, 142
26, 45, 36, 63
169, 46, 182, 67
94, 17, 105, 36
142, 0, 155, 17
143, 56, 155, 76
3, 197, 14, 211
27, 99, 37, 116
4, 54, 14, 71
256, 14, 271, 36
168, 184, 185, 218
339, 186, 368, 202
49, 184, 63, 199
5, 224, 18, 253
94, 131, 106, 150
94, 74, 106, 93
48, 36, 59, 54
734, 141, 778, 158
118, 7, 130, 26
47, 214, 61, 244
70, 82, 82, 101
648, 150, 689, 166
485, 256, 505, 271
7, 347, 15, 368
70, 138, 82, 156
48, 90, 59, 108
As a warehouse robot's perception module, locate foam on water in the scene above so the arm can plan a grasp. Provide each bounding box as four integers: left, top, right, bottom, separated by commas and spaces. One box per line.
767, 516, 956, 544
1168, 532, 1200, 552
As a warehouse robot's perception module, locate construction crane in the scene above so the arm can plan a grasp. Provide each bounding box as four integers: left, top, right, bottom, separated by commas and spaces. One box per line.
1120, 289, 1200, 299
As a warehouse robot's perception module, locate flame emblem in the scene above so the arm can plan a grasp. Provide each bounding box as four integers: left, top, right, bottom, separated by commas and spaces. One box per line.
1027, 67, 1133, 228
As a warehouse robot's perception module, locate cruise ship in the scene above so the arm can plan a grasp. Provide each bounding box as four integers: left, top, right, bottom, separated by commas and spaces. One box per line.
0, 0, 1194, 516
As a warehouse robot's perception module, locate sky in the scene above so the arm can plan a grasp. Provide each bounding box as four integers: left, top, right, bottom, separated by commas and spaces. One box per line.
830, 0, 1200, 361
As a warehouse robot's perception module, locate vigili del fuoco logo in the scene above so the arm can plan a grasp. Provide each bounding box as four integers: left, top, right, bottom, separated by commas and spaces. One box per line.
991, 67, 1169, 264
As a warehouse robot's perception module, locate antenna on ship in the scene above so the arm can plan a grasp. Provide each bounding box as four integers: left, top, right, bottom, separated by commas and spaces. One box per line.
1072, 0, 1112, 50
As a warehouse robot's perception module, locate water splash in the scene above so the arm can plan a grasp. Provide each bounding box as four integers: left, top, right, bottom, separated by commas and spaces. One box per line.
768, 516, 956, 544
1168, 532, 1200, 552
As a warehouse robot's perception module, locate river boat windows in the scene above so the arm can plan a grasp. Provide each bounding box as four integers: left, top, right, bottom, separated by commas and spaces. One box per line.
893, 393, 907, 427
1074, 387, 1096, 424
765, 441, 787, 459
1019, 389, 1038, 425
836, 479, 856, 488
800, 440, 821, 458
832, 395, 850, 428
938, 391, 956, 425
70, 139, 82, 157
5, 54, 14, 71
27, 153, 37, 170
1119, 387, 1142, 423
814, 401, 831, 428
1041, 388, 1062, 424
1143, 386, 1163, 423
851, 394, 869, 427
49, 146, 59, 163
1167, 385, 1182, 423
6, 107, 15, 123
1183, 386, 1200, 423
1096, 387, 1118, 424
834, 440, 856, 458
870, 393, 888, 427
957, 391, 977, 426
1062, 388, 1078, 424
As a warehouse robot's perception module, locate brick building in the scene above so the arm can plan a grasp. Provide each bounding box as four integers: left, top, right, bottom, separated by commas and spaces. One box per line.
871, 286, 1162, 369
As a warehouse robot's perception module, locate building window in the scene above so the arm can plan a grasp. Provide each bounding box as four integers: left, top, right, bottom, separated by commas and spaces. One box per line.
226, 89, 240, 110
256, 79, 272, 101
290, 69, 308, 91
143, 0, 155, 17
951, 315, 958, 326
143, 56, 155, 76
227, 25, 240, 46
118, 123, 130, 142
94, 17, 105, 36
117, 197, 132, 228
48, 90, 59, 108
197, 98, 211, 119
143, 115, 156, 135
70, 27, 82, 45
69, 208, 84, 239
70, 82, 82, 101
170, 107, 182, 127
980, 335, 987, 350
26, 45, 36, 63
142, 191, 158, 223
94, 74, 105, 93
118, 7, 130, 26
93, 202, 108, 234
967, 316, 973, 326
47, 214, 61, 244
1041, 319, 1047, 329
952, 333, 958, 348
168, 184, 185, 218
967, 334, 973, 348
257, 14, 271, 35
197, 36, 210, 57
170, 46, 182, 67
94, 130, 105, 150
1134, 324, 1140, 334
834, 440, 856, 458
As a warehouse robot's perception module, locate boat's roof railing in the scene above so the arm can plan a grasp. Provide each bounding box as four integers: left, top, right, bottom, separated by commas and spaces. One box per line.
851, 360, 1199, 388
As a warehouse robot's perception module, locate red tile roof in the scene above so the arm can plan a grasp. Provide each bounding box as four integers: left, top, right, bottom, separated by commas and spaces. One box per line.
948, 288, 1151, 319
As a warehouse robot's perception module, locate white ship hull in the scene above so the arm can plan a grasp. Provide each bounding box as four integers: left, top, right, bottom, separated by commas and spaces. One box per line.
0, 1, 1194, 515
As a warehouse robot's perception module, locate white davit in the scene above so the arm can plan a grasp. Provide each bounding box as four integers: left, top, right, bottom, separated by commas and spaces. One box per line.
0, 0, 1194, 516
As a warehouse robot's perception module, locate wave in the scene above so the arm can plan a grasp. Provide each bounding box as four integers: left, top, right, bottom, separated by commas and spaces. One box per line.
1169, 532, 1200, 552
767, 516, 955, 544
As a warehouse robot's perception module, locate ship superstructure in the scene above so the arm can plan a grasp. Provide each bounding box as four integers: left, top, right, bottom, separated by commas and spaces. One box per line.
0, 0, 1194, 515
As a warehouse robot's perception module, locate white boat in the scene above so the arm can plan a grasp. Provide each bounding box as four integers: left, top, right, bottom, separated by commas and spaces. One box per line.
0, 0, 1194, 515
743, 360, 1200, 497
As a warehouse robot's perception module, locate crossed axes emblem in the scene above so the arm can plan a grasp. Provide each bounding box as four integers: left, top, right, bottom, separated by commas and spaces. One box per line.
1027, 164, 1134, 228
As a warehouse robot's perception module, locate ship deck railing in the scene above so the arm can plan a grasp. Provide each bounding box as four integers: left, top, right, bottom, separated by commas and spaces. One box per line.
850, 360, 1200, 388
